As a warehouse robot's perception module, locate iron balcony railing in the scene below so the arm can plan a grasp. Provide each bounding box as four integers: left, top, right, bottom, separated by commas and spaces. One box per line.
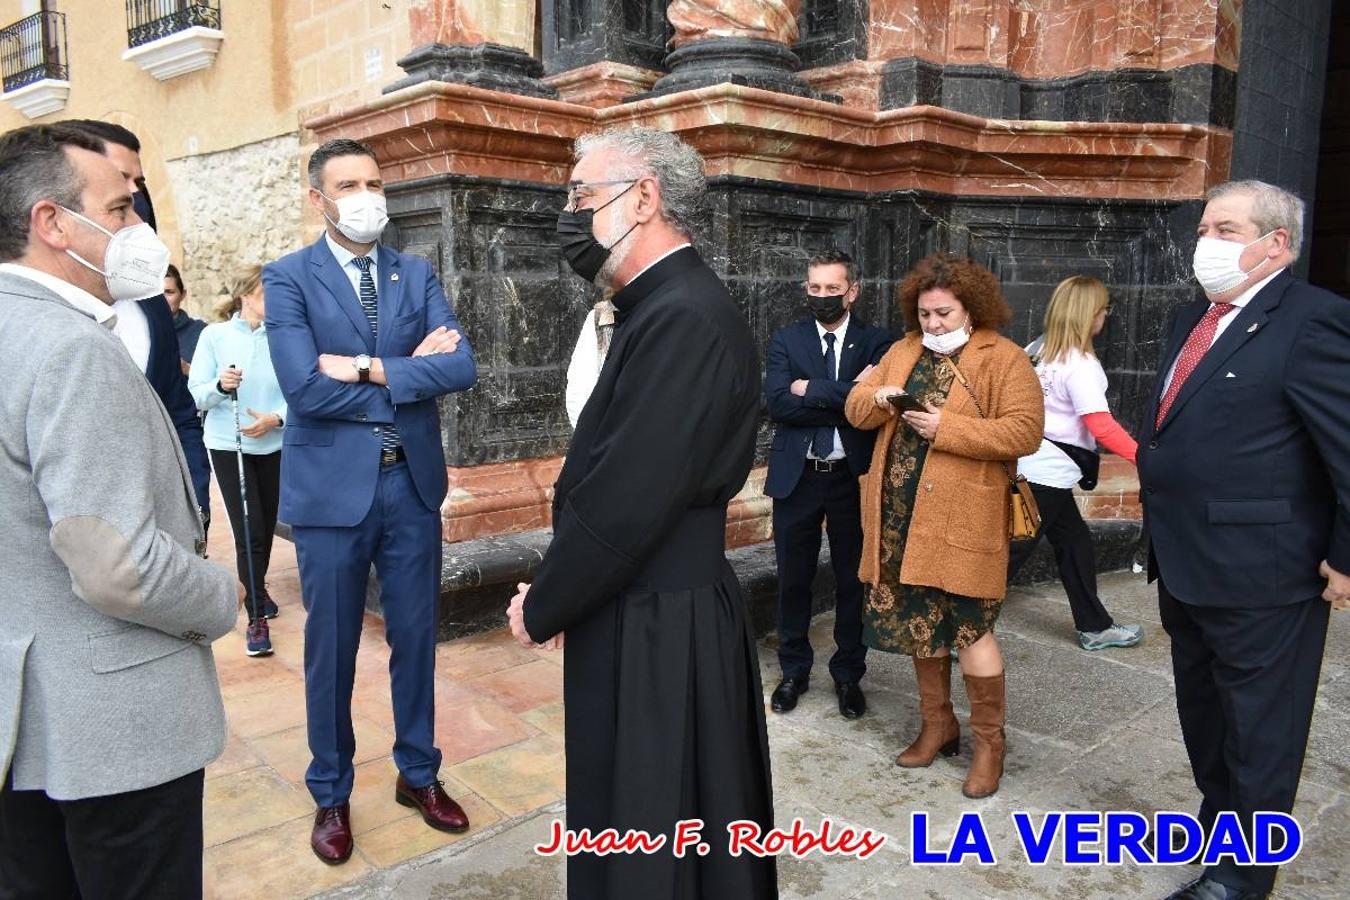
126, 0, 221, 50
0, 10, 68, 93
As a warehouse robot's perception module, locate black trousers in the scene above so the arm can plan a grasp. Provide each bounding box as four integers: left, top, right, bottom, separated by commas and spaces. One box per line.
209, 448, 281, 621
1006, 482, 1114, 633
1159, 579, 1329, 894
0, 768, 205, 900
772, 465, 867, 683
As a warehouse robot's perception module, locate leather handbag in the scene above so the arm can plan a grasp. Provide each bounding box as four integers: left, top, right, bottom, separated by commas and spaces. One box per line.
944, 358, 1042, 541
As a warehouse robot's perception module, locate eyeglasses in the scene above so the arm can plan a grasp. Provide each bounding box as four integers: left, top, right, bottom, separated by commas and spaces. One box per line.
565, 179, 637, 210
1102, 306, 1113, 318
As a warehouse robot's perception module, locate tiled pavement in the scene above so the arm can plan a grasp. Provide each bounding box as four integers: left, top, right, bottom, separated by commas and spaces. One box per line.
201, 485, 1349, 899
200, 485, 564, 900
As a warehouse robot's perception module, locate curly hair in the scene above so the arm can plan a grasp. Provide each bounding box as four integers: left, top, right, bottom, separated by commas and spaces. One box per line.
897, 253, 1012, 333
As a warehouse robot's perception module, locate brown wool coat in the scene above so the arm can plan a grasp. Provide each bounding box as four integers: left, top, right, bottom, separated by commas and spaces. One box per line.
845, 329, 1044, 601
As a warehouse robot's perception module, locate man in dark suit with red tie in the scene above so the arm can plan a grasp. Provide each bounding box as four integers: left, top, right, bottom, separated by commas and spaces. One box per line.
1138, 180, 1350, 900
764, 250, 894, 719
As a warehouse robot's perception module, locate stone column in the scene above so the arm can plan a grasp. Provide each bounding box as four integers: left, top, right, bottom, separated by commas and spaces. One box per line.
386, 0, 558, 98
645, 0, 833, 100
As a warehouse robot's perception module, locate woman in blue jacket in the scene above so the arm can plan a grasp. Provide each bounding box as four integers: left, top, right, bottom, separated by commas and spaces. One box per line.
189, 266, 287, 657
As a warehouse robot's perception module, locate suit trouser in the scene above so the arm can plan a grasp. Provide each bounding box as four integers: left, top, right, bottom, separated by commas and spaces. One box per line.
0, 768, 204, 900
1158, 579, 1329, 894
1006, 483, 1114, 633
209, 448, 281, 620
773, 465, 867, 683
293, 461, 442, 808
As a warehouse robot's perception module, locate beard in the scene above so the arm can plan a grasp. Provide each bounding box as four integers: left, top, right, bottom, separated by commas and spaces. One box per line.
594, 204, 637, 288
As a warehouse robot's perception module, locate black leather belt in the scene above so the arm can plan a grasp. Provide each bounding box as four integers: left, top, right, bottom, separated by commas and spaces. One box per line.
808, 458, 848, 473
379, 447, 406, 467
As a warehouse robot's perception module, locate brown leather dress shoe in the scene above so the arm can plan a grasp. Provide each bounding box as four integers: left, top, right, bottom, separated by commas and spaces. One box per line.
395, 776, 470, 833
311, 803, 353, 865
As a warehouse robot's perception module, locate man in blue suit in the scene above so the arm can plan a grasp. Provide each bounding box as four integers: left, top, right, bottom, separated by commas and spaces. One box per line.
764, 250, 894, 719
1139, 181, 1350, 900
65, 120, 211, 527
263, 139, 477, 865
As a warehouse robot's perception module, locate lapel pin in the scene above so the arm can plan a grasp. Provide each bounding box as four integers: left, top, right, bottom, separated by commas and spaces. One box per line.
1246, 323, 1258, 333
391, 273, 399, 282
847, 343, 854, 349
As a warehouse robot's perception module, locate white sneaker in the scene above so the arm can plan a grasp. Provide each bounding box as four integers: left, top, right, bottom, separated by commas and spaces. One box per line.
1078, 623, 1143, 651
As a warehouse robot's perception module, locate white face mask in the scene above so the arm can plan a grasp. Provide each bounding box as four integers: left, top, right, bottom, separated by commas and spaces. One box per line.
61, 207, 171, 302
1192, 231, 1273, 295
922, 321, 972, 355
320, 190, 388, 244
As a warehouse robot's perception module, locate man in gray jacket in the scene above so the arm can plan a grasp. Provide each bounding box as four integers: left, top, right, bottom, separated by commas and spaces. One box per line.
0, 125, 237, 898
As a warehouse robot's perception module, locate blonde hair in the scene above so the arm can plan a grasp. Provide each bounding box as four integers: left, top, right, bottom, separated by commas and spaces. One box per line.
214, 264, 263, 320
1041, 276, 1108, 364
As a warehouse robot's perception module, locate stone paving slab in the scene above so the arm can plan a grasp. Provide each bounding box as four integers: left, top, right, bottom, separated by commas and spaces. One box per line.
310, 572, 1348, 900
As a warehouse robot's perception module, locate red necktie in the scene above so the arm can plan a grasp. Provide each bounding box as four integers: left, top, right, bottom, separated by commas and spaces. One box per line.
1155, 303, 1234, 427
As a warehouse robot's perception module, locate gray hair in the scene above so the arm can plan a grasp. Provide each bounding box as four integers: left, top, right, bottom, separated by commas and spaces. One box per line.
1205, 180, 1306, 259
574, 127, 707, 238
0, 124, 105, 262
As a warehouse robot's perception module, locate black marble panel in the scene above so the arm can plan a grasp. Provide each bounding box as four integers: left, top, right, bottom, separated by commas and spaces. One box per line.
879, 59, 1235, 126
542, 0, 670, 75
386, 171, 1204, 465
385, 175, 593, 466
793, 0, 868, 70
1231, 0, 1334, 282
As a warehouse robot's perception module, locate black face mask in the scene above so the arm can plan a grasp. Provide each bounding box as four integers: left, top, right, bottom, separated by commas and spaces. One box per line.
556, 182, 638, 283
807, 292, 849, 325
132, 182, 157, 233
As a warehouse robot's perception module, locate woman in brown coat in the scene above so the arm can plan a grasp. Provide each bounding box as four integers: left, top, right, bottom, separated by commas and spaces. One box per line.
845, 254, 1043, 798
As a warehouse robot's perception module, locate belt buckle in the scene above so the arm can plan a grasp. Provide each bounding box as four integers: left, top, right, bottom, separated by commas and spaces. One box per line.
380, 448, 397, 466
813, 458, 833, 472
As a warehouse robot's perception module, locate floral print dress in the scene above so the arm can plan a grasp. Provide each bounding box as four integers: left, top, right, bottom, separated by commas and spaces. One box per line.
862, 348, 1002, 657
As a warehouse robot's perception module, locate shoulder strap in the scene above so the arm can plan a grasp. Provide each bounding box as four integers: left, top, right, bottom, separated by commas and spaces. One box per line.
944, 355, 1018, 488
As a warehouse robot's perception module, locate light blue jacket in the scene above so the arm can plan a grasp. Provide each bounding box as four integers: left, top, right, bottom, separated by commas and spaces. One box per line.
188, 315, 287, 455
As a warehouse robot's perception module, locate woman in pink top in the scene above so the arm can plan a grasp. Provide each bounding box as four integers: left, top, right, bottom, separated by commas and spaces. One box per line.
1008, 276, 1143, 651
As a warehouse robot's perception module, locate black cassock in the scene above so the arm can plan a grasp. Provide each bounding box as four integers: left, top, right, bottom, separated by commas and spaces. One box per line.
524, 247, 777, 898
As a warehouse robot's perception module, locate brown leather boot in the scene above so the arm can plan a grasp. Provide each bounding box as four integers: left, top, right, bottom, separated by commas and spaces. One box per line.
961, 671, 1006, 798
896, 655, 960, 767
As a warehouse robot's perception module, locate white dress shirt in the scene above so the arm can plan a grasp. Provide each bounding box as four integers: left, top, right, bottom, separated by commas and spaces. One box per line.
111, 298, 152, 373
1162, 268, 1284, 394
807, 313, 850, 461
0, 263, 117, 329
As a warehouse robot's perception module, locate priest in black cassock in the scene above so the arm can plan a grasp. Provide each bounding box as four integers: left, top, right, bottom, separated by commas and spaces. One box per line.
507, 127, 777, 898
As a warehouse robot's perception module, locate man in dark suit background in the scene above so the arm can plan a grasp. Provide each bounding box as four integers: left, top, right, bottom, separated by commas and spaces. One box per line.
65, 120, 212, 528
764, 250, 895, 719
1138, 180, 1350, 900
264, 138, 477, 864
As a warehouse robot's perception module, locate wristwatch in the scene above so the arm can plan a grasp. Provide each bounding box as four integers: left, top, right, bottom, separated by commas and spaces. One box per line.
354, 354, 372, 383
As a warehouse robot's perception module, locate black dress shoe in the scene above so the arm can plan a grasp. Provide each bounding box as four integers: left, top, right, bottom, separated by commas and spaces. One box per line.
770, 676, 809, 713
835, 681, 866, 719
1162, 875, 1268, 900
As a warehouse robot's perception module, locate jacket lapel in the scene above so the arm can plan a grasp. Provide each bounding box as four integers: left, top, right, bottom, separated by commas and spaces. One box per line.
374, 245, 405, 357
309, 239, 375, 351
938, 330, 998, 417
836, 318, 864, 381
796, 319, 831, 379
1156, 273, 1291, 433
1148, 299, 1207, 430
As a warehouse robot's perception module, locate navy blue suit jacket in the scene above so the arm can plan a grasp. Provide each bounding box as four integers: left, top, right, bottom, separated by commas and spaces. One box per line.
142, 295, 211, 511
263, 239, 477, 528
1138, 270, 1350, 608
764, 316, 895, 499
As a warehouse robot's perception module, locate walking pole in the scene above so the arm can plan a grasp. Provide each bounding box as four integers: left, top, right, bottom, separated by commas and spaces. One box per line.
229, 372, 263, 632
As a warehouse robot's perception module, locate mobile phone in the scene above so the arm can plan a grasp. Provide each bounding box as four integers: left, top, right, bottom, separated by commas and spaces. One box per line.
888, 392, 928, 414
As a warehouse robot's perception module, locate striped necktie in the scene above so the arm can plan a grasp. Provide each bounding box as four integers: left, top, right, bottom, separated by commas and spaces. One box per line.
350, 255, 401, 454
351, 255, 379, 337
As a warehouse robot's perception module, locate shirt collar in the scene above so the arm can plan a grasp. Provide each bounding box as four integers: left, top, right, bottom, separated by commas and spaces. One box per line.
816, 311, 850, 342
325, 231, 378, 269
1223, 267, 1285, 310
0, 263, 117, 328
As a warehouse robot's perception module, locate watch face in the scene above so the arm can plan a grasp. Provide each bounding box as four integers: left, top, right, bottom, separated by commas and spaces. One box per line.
355, 354, 371, 370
